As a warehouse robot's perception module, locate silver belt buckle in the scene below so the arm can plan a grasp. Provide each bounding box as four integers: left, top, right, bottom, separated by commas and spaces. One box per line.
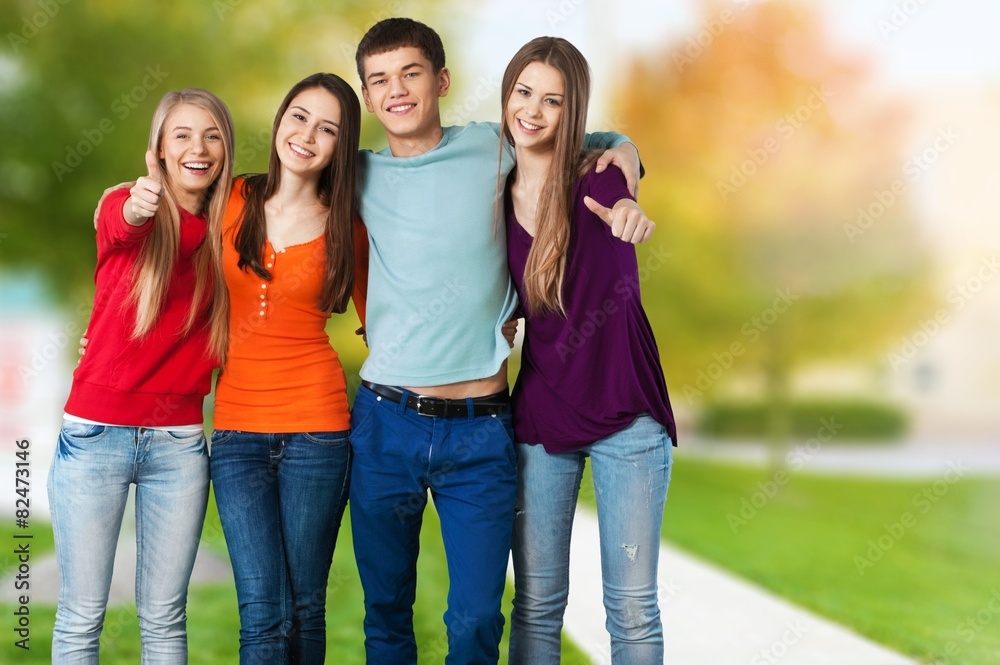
414, 395, 437, 417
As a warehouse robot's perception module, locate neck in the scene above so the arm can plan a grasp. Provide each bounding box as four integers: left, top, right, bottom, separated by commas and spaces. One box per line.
385, 125, 444, 158
271, 169, 321, 209
512, 146, 554, 192
175, 191, 202, 215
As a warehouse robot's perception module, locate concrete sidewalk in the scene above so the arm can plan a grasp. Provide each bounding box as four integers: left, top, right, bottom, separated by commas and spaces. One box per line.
551, 508, 919, 665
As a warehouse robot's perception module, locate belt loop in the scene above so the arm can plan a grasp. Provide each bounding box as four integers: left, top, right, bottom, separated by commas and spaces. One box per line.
397, 388, 411, 415
465, 397, 475, 420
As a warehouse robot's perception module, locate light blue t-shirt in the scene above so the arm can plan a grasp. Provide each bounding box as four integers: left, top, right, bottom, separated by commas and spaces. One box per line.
357, 121, 626, 386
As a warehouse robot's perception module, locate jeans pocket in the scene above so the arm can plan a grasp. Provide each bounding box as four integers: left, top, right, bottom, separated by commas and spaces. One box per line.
211, 429, 237, 447
302, 430, 350, 446
60, 420, 109, 442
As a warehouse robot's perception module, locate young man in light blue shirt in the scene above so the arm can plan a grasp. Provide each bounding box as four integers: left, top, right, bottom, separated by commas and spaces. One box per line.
349, 18, 642, 664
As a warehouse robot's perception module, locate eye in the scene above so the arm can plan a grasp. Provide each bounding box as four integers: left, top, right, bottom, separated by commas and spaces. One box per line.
175, 133, 188, 139
545, 98, 561, 106
404, 71, 419, 79
321, 127, 336, 136
372, 78, 387, 86
517, 88, 530, 97
207, 134, 221, 141
292, 113, 306, 121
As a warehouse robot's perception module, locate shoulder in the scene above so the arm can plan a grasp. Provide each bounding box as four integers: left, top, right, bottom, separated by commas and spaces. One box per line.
578, 163, 632, 207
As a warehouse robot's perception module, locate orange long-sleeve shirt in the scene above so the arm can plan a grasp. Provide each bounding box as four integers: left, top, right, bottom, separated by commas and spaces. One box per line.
213, 178, 362, 433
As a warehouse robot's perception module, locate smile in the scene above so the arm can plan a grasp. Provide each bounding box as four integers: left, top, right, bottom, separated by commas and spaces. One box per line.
182, 162, 212, 173
387, 103, 415, 114
517, 118, 544, 132
289, 143, 315, 159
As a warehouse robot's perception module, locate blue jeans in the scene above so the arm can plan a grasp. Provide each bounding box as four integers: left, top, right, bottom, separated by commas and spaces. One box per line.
209, 430, 351, 665
349, 385, 518, 664
509, 414, 673, 665
47, 420, 210, 665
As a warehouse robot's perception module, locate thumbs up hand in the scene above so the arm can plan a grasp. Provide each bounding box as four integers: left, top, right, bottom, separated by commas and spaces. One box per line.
125, 150, 163, 225
584, 196, 655, 244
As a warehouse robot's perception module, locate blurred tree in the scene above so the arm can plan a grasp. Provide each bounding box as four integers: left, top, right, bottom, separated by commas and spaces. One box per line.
0, 0, 451, 301
614, 0, 934, 439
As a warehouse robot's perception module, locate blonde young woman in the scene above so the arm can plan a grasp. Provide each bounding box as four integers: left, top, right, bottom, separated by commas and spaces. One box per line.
500, 38, 677, 664
50, 88, 234, 663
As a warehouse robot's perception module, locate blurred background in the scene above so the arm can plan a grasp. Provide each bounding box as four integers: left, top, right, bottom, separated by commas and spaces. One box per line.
1, 0, 998, 663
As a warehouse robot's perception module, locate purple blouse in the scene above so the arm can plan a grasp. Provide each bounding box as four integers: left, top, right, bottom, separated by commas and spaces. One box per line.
506, 165, 677, 453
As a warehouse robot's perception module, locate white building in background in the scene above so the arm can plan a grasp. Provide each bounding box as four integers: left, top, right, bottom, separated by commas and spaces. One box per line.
0, 274, 74, 517
883, 90, 1000, 439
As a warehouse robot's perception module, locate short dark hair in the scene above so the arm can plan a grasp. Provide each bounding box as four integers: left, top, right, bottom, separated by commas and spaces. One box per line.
355, 17, 446, 85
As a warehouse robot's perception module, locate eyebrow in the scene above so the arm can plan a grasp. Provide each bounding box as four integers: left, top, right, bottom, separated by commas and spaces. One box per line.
515, 82, 564, 97
290, 105, 340, 127
366, 62, 424, 82
171, 125, 221, 132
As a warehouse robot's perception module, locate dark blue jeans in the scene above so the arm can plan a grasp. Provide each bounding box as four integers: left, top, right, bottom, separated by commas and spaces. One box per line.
349, 385, 518, 664
209, 430, 351, 665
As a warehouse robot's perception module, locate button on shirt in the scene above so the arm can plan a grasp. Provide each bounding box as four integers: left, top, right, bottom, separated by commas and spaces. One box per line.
213, 178, 351, 432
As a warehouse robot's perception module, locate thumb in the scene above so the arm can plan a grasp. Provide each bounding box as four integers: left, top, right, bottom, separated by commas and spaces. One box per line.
145, 150, 161, 182
584, 195, 613, 224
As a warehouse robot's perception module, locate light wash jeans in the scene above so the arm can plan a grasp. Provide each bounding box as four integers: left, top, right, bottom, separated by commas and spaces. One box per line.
209, 430, 351, 665
509, 414, 673, 665
47, 419, 209, 665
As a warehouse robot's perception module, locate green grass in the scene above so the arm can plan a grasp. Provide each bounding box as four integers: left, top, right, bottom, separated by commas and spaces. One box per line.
629, 456, 999, 665
0, 494, 592, 663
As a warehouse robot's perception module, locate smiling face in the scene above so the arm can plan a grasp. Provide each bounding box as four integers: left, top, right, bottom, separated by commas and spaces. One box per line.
158, 103, 226, 212
504, 61, 566, 155
361, 46, 450, 156
274, 86, 342, 179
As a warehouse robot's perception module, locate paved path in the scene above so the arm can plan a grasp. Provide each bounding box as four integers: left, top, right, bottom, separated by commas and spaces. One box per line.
544, 508, 919, 665
677, 436, 999, 477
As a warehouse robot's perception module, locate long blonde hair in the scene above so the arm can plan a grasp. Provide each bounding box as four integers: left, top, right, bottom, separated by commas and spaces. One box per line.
500, 37, 592, 316
127, 88, 234, 357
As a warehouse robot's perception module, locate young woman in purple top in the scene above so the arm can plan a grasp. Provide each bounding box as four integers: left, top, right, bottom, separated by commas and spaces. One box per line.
501, 37, 677, 663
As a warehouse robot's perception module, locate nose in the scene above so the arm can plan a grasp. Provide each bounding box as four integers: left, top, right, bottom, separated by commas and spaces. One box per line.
191, 136, 208, 154
389, 75, 407, 98
526, 99, 542, 117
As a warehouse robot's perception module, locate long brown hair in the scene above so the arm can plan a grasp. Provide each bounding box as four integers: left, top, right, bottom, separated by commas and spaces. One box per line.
128, 88, 234, 351
214, 73, 360, 362
500, 37, 592, 316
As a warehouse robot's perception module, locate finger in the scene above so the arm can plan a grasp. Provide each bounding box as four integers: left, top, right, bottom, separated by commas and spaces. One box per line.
625, 172, 638, 198
145, 150, 161, 182
594, 153, 609, 173
640, 222, 655, 244
583, 196, 614, 224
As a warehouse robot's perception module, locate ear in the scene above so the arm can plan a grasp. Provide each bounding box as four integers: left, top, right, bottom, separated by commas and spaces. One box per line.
361, 85, 375, 113
437, 67, 451, 99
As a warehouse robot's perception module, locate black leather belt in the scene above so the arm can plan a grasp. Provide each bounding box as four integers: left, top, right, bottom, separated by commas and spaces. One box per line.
361, 381, 510, 418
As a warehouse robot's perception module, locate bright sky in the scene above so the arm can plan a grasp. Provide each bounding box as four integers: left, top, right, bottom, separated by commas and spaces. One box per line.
449, 0, 1000, 108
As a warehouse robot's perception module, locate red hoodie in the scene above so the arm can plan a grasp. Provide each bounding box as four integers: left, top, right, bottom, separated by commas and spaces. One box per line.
65, 188, 216, 427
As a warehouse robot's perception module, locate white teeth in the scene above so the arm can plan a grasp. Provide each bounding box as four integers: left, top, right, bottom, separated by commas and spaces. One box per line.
289, 143, 315, 158
519, 119, 542, 131
184, 162, 210, 170
389, 104, 415, 113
